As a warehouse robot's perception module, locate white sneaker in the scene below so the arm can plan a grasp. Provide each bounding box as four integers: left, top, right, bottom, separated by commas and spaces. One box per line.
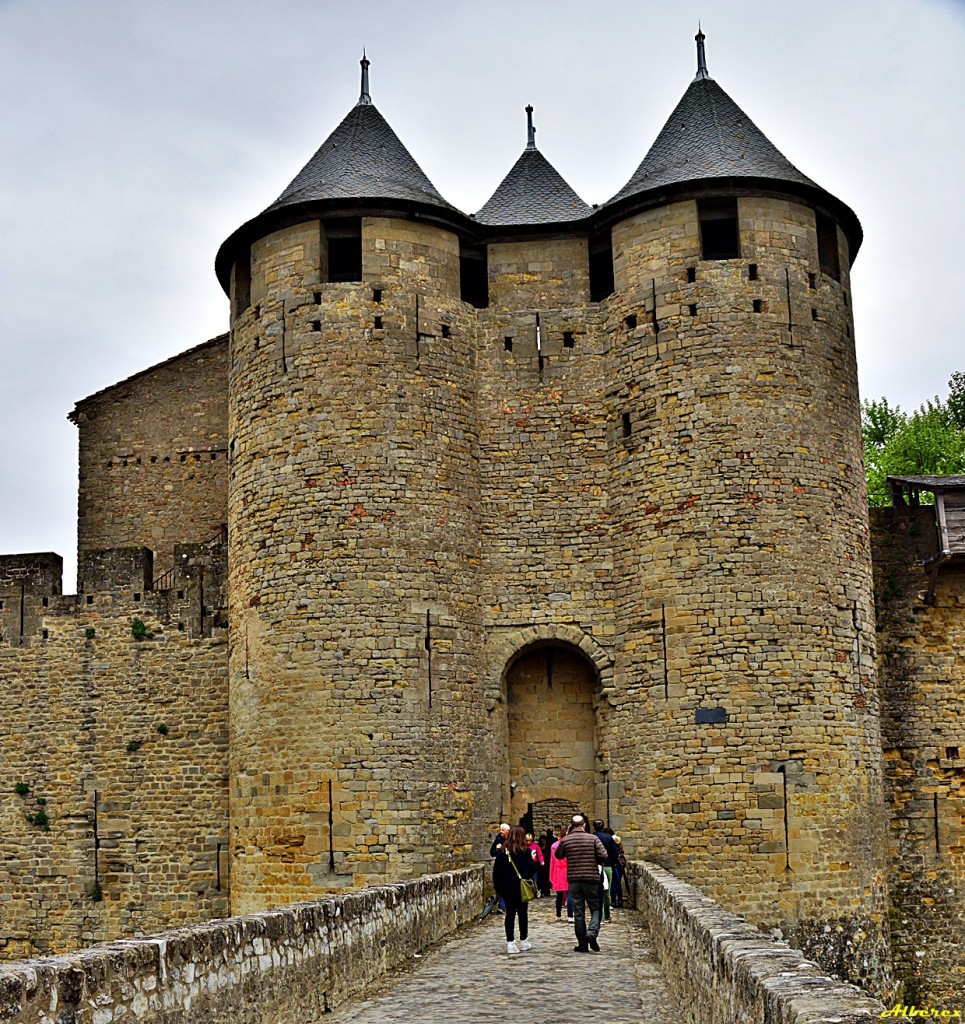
507, 941, 520, 954
517, 939, 532, 951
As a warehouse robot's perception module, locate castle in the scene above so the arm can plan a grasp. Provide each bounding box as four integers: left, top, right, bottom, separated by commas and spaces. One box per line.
1, 33, 963, 1004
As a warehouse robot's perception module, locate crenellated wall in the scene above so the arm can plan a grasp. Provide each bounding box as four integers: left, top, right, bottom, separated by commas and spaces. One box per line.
0, 548, 229, 960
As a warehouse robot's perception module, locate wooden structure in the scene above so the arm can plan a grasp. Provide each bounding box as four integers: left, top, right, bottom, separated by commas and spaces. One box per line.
888, 474, 965, 602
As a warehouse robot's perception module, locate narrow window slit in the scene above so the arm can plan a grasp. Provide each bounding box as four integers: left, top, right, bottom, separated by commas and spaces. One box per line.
504, 337, 513, 352
563, 331, 574, 348
313, 292, 322, 304
373, 288, 382, 303
441, 324, 451, 338
811, 308, 819, 321
374, 316, 383, 330
753, 299, 763, 313
808, 272, 817, 290
688, 304, 697, 317
687, 266, 696, 283
748, 263, 758, 281
621, 411, 632, 437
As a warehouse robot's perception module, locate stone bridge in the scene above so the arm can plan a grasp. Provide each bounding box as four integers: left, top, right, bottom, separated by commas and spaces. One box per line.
0, 864, 886, 1023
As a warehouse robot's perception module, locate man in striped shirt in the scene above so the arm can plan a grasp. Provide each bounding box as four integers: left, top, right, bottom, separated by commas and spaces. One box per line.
553, 815, 608, 952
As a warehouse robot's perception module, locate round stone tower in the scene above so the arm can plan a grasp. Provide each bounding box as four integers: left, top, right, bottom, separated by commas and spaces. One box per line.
216, 58, 492, 911
598, 31, 890, 990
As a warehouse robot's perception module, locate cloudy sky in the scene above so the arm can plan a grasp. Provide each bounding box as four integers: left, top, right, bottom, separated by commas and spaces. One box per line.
0, 0, 962, 591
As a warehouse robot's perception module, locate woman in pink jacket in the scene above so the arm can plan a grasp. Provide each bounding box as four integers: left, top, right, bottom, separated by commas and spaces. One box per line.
549, 829, 572, 922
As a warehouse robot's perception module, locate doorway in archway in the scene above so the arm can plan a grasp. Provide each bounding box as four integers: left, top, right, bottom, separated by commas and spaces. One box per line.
504, 643, 599, 835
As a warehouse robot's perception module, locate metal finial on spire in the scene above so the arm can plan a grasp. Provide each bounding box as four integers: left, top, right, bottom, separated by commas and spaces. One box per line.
359, 50, 372, 105
694, 25, 709, 81
525, 105, 536, 150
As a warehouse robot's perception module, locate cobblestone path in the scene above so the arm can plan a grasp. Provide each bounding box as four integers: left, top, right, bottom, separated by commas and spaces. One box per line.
326, 896, 685, 1023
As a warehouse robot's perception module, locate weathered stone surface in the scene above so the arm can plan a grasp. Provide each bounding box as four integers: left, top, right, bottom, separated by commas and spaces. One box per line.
0, 866, 482, 1024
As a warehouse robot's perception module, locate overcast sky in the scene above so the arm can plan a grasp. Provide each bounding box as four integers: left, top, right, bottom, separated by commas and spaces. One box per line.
1, 0, 962, 592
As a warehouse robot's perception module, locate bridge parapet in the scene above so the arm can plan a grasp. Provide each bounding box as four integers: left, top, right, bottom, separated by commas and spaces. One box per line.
0, 866, 484, 1023
626, 861, 887, 1022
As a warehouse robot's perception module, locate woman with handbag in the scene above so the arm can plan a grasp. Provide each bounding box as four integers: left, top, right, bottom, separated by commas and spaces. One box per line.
492, 825, 538, 954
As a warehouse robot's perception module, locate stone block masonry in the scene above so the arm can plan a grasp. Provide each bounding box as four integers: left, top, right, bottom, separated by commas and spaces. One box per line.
626, 860, 887, 1023
872, 505, 965, 1007
0, 866, 484, 1024
0, 549, 230, 960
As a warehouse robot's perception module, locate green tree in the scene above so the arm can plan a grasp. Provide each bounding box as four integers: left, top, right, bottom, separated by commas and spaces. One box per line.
861, 373, 965, 506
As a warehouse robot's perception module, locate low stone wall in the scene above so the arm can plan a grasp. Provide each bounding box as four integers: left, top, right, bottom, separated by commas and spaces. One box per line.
626, 861, 887, 1023
0, 866, 484, 1023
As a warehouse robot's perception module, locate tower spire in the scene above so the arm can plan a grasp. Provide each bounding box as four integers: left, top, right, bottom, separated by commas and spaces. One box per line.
359, 50, 372, 105
525, 105, 536, 150
694, 25, 709, 81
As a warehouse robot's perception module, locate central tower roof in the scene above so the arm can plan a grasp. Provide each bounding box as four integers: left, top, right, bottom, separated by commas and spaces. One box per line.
474, 106, 592, 226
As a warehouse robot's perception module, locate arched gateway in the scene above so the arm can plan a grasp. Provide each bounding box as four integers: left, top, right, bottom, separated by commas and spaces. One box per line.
501, 640, 604, 836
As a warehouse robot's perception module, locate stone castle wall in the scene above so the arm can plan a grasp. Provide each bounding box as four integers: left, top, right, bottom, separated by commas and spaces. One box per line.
602, 195, 890, 991
72, 336, 228, 584
871, 505, 965, 1006
3, 193, 963, 1002
227, 217, 493, 911
0, 549, 229, 960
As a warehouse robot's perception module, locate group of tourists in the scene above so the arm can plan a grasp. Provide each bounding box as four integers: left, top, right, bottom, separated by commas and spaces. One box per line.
490, 814, 627, 955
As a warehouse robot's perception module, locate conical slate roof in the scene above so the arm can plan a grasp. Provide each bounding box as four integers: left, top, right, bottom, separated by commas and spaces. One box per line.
608, 32, 818, 206
264, 56, 454, 214
475, 107, 592, 226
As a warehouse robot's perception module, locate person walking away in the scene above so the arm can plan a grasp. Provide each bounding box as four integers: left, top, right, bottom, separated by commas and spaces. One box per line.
549, 832, 571, 923
489, 823, 510, 912
593, 820, 620, 923
526, 833, 544, 896
553, 815, 607, 952
493, 825, 537, 954
611, 834, 627, 908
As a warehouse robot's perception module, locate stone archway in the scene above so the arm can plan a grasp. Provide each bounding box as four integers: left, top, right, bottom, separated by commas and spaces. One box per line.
503, 642, 601, 835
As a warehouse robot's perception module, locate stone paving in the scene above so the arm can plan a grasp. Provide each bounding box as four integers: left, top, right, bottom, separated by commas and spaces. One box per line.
326, 896, 685, 1023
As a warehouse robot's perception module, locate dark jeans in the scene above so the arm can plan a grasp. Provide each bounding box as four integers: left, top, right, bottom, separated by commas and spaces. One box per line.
568, 880, 601, 947
555, 890, 573, 917
503, 894, 529, 942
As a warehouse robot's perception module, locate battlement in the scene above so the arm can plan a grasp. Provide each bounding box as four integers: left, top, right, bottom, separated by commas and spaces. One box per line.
0, 540, 227, 646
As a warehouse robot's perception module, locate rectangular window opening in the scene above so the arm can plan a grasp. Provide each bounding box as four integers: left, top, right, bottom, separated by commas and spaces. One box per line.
374, 316, 383, 330
811, 307, 819, 321
622, 411, 632, 438
808, 272, 817, 290
563, 331, 575, 348
688, 303, 697, 317
310, 320, 321, 332
460, 243, 489, 308
441, 324, 451, 338
232, 252, 252, 319
42, 597, 48, 607
698, 198, 740, 260
753, 299, 763, 313
86, 595, 94, 605
815, 211, 841, 281
504, 337, 513, 352
373, 288, 383, 303
589, 231, 615, 301
748, 263, 758, 281
325, 218, 362, 283
624, 313, 637, 331
687, 266, 697, 283
313, 291, 322, 304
